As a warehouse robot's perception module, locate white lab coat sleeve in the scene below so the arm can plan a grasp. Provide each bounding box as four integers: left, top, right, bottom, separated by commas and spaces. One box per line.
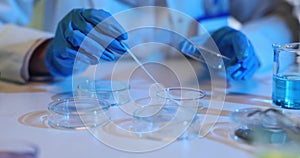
0, 24, 53, 84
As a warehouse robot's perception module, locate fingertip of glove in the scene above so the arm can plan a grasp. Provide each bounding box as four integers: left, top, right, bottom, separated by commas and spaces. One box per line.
117, 33, 128, 40
180, 41, 196, 53
101, 53, 115, 61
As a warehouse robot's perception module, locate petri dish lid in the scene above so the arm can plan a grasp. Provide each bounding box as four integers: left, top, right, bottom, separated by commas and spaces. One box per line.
48, 97, 110, 115
77, 79, 129, 93
230, 108, 262, 124
51, 91, 78, 101
156, 87, 206, 101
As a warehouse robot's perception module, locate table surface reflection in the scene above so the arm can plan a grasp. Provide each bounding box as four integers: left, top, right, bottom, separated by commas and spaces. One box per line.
0, 59, 281, 158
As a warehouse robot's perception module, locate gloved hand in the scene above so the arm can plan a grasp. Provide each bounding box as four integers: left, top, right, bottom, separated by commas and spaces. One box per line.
211, 27, 260, 80
180, 26, 260, 80
45, 9, 128, 77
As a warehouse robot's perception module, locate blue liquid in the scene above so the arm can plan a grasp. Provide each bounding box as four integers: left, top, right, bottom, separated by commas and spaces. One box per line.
272, 74, 300, 109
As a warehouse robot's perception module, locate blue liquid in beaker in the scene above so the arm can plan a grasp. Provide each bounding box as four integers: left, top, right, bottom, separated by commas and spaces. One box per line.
272, 74, 300, 109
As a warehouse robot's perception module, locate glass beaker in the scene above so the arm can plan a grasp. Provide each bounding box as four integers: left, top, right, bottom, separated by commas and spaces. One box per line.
272, 43, 300, 109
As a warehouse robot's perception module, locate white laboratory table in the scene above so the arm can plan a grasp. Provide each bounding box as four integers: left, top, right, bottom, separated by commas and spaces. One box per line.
0, 58, 279, 158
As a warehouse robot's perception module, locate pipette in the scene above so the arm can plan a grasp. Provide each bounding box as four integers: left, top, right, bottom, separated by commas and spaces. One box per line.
181, 42, 231, 69
120, 42, 159, 84
120, 42, 181, 106
190, 42, 231, 61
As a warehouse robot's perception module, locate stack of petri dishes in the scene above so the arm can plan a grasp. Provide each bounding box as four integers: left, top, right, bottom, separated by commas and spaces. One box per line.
47, 96, 110, 130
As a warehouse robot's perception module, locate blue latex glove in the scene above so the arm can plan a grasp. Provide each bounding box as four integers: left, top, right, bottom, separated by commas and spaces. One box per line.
211, 27, 260, 80
180, 26, 260, 80
45, 9, 128, 77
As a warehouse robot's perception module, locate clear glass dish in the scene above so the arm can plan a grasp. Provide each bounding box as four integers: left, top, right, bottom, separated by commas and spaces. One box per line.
77, 79, 130, 106
121, 87, 206, 141
229, 108, 299, 145
47, 97, 110, 130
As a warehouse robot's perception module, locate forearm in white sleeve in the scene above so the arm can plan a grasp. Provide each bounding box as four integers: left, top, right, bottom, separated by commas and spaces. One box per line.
0, 24, 53, 84
240, 15, 294, 72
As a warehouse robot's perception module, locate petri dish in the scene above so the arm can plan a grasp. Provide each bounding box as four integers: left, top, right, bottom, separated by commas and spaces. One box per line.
128, 87, 206, 140
156, 87, 206, 140
230, 108, 264, 124
77, 80, 130, 106
51, 91, 78, 101
156, 87, 206, 103
231, 125, 288, 145
47, 97, 110, 130
230, 108, 291, 144
0, 140, 39, 158
132, 97, 177, 132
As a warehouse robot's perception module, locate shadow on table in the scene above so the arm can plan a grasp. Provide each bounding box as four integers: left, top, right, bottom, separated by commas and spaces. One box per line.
16, 107, 260, 155
204, 122, 256, 155
18, 110, 50, 129
0, 81, 49, 93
